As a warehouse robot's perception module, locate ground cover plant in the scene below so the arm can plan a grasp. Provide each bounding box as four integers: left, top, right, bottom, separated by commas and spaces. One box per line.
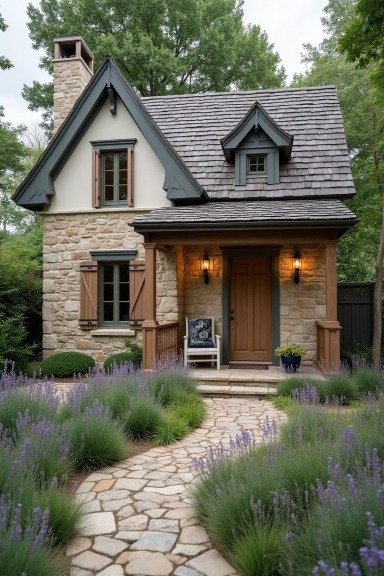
0, 360, 205, 574
193, 385, 384, 576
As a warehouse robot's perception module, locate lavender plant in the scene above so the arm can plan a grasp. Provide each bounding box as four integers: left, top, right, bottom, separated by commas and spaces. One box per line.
0, 494, 60, 575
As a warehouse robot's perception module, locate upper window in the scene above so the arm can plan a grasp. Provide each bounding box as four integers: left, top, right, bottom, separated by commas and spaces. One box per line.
101, 151, 128, 204
91, 139, 136, 208
247, 155, 267, 175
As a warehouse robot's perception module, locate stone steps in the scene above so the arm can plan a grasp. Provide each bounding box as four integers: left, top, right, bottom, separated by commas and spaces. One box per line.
197, 383, 277, 398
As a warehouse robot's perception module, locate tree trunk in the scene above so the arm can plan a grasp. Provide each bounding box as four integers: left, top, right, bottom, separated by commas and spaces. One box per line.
372, 235, 384, 369
371, 108, 384, 370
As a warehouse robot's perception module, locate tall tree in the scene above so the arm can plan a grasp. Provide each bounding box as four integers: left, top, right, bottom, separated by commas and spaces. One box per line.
293, 0, 384, 364
339, 0, 384, 368
0, 13, 12, 70
24, 0, 285, 130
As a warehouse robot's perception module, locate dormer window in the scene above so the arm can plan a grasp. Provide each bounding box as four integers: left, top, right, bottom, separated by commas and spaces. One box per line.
220, 101, 293, 187
248, 155, 266, 176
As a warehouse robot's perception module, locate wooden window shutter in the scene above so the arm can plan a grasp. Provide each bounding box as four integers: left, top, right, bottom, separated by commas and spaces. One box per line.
80, 261, 98, 329
127, 148, 134, 207
129, 260, 145, 322
92, 149, 100, 208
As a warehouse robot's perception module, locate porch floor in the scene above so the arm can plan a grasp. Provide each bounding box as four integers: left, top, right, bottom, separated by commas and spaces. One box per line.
190, 364, 325, 397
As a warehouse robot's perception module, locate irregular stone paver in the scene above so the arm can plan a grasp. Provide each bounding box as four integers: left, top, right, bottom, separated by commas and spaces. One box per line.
68, 398, 285, 575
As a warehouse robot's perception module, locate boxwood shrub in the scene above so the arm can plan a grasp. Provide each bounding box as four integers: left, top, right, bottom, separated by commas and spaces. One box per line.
41, 352, 95, 378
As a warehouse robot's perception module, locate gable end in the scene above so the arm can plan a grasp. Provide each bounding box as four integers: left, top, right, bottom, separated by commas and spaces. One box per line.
13, 58, 206, 210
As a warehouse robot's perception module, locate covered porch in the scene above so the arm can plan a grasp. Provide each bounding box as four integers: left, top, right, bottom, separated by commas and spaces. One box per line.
135, 228, 345, 374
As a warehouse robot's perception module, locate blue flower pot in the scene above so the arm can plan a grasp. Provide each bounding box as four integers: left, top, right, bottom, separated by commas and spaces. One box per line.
281, 355, 301, 373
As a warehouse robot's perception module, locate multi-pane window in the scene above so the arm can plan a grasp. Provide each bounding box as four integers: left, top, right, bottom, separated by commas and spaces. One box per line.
100, 263, 130, 326
101, 152, 128, 204
247, 155, 267, 175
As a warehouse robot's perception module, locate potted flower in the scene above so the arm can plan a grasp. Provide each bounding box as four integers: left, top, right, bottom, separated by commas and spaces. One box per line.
275, 343, 306, 373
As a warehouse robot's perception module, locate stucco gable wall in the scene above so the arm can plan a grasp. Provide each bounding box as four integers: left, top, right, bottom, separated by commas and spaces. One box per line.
50, 97, 170, 213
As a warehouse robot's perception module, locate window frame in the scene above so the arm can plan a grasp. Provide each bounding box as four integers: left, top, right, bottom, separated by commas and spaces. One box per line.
100, 262, 130, 327
90, 250, 137, 328
247, 154, 267, 176
91, 139, 136, 208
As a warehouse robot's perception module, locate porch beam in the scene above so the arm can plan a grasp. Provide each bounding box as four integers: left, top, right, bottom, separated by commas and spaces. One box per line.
146, 229, 335, 246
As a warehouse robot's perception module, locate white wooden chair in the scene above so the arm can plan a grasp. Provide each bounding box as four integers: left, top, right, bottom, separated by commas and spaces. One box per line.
183, 318, 221, 370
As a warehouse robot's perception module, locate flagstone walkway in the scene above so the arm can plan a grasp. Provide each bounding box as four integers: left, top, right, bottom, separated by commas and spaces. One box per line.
67, 397, 286, 576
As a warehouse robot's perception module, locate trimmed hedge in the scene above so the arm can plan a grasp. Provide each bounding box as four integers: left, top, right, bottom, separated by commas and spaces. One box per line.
41, 352, 95, 378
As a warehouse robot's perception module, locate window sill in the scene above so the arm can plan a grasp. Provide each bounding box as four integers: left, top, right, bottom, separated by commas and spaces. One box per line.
90, 328, 136, 337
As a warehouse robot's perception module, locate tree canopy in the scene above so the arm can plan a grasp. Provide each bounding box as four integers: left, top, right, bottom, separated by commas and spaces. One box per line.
24, 0, 285, 128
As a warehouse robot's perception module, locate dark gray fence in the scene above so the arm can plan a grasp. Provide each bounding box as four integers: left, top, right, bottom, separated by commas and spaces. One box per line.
337, 282, 374, 353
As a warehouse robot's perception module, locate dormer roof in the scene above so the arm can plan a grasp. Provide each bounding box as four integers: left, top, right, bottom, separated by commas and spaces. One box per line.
220, 101, 293, 161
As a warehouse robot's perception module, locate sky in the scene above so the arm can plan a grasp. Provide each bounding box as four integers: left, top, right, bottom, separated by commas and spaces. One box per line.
0, 0, 328, 128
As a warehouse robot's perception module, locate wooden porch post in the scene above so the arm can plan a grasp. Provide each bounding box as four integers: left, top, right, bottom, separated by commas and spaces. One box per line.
142, 243, 158, 369
316, 241, 341, 372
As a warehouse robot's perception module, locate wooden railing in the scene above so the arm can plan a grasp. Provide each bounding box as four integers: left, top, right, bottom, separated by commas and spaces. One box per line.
142, 322, 179, 369
316, 320, 342, 373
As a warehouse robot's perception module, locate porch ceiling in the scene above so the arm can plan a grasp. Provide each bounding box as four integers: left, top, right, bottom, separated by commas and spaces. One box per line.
132, 199, 357, 234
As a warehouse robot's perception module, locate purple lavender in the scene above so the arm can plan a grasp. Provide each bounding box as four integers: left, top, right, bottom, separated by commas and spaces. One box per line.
292, 385, 320, 404
0, 495, 51, 549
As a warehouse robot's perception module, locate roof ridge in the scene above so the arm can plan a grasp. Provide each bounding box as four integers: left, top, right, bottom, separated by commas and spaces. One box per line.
141, 85, 338, 101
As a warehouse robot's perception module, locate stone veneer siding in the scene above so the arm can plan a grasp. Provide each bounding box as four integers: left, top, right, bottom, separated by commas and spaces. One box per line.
42, 211, 145, 362
53, 58, 92, 133
43, 217, 326, 365
279, 245, 326, 364
183, 246, 223, 337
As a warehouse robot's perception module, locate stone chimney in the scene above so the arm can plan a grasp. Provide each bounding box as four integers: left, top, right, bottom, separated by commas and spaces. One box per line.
53, 37, 94, 133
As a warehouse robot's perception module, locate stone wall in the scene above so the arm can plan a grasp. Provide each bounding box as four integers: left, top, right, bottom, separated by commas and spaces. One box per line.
279, 244, 326, 364
183, 246, 223, 337
42, 211, 145, 362
53, 59, 92, 133
156, 249, 179, 323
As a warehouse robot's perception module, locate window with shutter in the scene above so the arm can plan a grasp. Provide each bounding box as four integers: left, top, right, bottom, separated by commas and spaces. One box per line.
91, 139, 136, 208
81, 251, 141, 329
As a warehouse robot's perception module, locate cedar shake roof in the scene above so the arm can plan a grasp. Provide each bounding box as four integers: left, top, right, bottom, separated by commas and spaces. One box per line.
132, 199, 357, 231
142, 86, 355, 201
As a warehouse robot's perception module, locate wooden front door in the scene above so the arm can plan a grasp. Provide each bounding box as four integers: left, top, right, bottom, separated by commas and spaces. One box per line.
229, 257, 272, 362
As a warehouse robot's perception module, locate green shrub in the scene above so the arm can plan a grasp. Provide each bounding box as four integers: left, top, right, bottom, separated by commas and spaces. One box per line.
317, 375, 359, 404
231, 524, 282, 576
122, 397, 165, 440
41, 351, 95, 378
272, 395, 293, 410
36, 489, 82, 545
0, 392, 57, 434
125, 339, 143, 367
170, 396, 206, 428
69, 408, 127, 470
353, 368, 384, 394
276, 377, 319, 398
154, 413, 190, 444
149, 370, 197, 405
0, 313, 35, 371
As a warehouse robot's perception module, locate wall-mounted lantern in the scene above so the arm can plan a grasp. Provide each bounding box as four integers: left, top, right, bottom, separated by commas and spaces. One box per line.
293, 251, 302, 284
202, 253, 210, 284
